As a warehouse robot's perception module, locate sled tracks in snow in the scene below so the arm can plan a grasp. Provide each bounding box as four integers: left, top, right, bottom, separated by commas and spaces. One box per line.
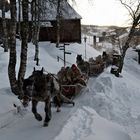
0, 106, 28, 130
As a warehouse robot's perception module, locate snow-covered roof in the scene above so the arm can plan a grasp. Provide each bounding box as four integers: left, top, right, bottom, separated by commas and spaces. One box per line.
40, 0, 82, 21
1, 0, 81, 22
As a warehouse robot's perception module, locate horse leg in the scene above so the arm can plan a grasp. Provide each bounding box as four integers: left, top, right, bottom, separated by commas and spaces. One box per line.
44, 100, 51, 127
32, 99, 42, 121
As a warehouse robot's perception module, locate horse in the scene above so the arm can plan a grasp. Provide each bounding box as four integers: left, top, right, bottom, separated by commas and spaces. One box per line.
22, 67, 61, 127
89, 63, 104, 76
22, 67, 74, 126
76, 54, 90, 75
102, 51, 113, 67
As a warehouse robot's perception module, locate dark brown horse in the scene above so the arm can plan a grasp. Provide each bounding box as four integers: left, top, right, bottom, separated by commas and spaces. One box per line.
22, 68, 60, 126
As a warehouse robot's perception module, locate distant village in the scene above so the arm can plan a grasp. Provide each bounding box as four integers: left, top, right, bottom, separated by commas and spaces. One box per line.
81, 25, 140, 51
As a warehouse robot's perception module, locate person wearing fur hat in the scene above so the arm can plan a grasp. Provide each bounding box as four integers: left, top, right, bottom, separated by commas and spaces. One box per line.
67, 64, 86, 86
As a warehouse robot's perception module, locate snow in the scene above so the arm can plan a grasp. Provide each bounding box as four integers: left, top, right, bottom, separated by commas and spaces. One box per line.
0, 38, 140, 140
0, 10, 10, 19
118, 33, 128, 39
136, 44, 140, 50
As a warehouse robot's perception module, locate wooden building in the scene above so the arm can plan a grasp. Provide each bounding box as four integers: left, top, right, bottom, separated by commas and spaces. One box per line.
0, 0, 82, 43
39, 0, 82, 43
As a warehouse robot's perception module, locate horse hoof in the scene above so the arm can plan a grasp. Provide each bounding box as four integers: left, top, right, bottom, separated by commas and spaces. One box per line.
35, 114, 42, 121
72, 102, 75, 106
43, 122, 48, 127
56, 108, 61, 112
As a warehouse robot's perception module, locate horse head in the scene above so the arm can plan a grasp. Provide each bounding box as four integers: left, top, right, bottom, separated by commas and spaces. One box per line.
32, 67, 44, 78
76, 54, 83, 63
76, 54, 84, 65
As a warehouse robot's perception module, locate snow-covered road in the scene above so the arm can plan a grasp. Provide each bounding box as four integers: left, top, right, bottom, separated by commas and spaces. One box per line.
0, 41, 140, 140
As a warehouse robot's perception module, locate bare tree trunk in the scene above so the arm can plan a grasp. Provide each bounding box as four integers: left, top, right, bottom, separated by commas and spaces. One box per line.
34, 0, 39, 62
2, 0, 8, 52
34, 25, 40, 65
8, 0, 19, 95
56, 0, 61, 47
32, 0, 40, 65
17, 0, 21, 39
18, 0, 29, 97
119, 17, 140, 73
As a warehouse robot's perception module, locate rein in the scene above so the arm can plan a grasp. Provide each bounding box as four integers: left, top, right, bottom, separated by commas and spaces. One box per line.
44, 69, 71, 95
44, 69, 60, 84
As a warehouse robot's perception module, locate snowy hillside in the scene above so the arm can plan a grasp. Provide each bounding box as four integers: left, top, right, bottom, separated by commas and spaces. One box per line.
0, 40, 140, 140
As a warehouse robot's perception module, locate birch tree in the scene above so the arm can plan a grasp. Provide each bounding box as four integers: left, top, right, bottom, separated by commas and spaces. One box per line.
2, 0, 8, 52
31, 0, 40, 65
8, 0, 18, 95
56, 0, 61, 47
8, 0, 29, 97
17, 0, 29, 97
17, 0, 21, 38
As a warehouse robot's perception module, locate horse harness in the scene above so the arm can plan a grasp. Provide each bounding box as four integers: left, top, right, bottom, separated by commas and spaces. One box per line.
23, 73, 53, 102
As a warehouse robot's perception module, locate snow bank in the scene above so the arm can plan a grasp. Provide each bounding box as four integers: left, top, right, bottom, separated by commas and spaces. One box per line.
54, 106, 131, 140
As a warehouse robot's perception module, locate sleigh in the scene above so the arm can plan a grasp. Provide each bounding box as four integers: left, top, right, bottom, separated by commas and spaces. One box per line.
60, 83, 85, 99
76, 54, 105, 77
89, 63, 105, 76
56, 64, 88, 100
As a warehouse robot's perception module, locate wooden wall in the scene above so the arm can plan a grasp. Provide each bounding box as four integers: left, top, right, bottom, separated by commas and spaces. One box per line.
39, 19, 81, 43
1, 18, 81, 44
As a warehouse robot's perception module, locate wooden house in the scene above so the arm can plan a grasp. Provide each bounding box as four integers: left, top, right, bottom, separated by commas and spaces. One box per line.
0, 0, 82, 43
39, 0, 82, 43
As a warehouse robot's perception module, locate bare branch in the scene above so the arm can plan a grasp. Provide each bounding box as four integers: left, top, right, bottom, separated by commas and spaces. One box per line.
119, 0, 136, 19
134, 1, 140, 16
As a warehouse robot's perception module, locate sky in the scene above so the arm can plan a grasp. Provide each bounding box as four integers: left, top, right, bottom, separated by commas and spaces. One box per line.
70, 0, 130, 26
2, 0, 131, 27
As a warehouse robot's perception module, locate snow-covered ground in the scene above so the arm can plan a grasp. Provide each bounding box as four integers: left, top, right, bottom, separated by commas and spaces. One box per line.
0, 39, 140, 140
